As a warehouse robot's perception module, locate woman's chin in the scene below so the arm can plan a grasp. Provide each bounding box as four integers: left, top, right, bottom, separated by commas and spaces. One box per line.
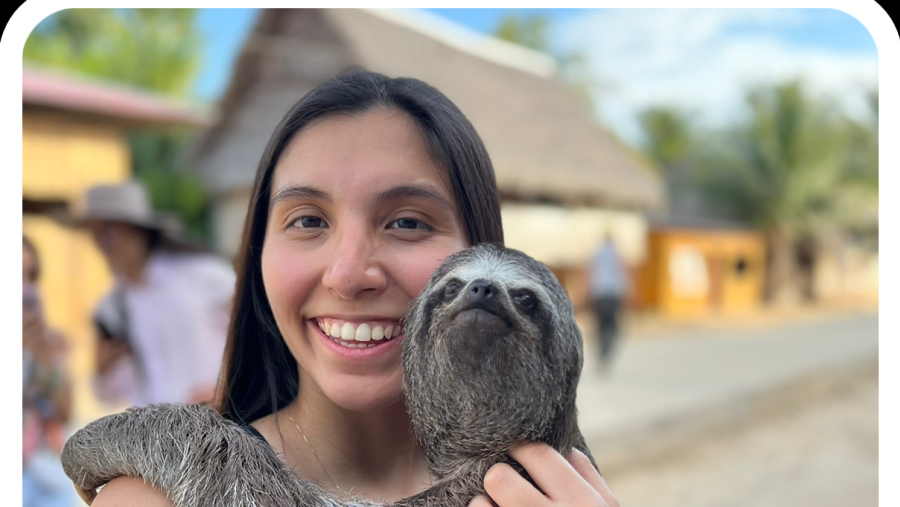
324, 377, 404, 413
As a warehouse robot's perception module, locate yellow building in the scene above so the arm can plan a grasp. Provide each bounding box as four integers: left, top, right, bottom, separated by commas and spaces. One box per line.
632, 216, 767, 319
22, 65, 209, 423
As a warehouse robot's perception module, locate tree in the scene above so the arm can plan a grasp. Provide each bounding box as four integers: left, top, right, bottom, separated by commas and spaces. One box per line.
838, 89, 878, 239
24, 9, 200, 96
495, 15, 549, 53
128, 129, 210, 240
693, 81, 873, 303
638, 106, 709, 216
25, 9, 212, 242
493, 13, 595, 108
638, 107, 696, 172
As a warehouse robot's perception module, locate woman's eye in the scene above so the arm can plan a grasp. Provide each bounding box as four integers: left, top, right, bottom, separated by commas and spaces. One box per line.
292, 216, 327, 229
388, 218, 432, 231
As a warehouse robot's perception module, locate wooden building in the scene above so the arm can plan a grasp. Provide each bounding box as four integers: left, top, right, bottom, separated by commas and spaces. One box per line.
22, 65, 210, 422
631, 215, 767, 318
191, 8, 664, 309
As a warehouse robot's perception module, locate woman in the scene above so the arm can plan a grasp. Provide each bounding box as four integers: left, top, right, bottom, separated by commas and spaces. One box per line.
91, 72, 619, 507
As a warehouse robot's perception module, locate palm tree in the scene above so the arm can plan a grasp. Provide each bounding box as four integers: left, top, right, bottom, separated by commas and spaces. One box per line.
638, 107, 702, 213
697, 81, 856, 303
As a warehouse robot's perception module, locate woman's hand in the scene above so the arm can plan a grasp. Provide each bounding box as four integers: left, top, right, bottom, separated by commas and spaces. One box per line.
468, 443, 619, 507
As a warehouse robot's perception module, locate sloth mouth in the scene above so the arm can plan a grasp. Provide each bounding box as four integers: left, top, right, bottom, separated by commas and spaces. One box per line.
452, 306, 512, 329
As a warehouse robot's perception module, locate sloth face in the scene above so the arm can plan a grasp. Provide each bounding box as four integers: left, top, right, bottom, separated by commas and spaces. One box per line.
402, 244, 584, 469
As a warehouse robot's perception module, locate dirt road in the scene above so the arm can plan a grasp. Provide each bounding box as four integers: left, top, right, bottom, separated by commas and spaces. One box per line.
596, 366, 877, 507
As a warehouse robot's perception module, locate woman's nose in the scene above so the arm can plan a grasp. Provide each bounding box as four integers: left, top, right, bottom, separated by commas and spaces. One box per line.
321, 230, 388, 300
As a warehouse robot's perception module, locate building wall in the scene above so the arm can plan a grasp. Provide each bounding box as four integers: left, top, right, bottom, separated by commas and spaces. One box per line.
23, 109, 130, 424
635, 229, 766, 318
23, 109, 130, 201
501, 204, 648, 310
813, 235, 879, 305
502, 204, 647, 267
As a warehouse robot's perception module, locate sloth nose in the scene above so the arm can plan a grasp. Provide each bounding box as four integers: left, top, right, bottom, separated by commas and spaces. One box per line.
466, 279, 498, 304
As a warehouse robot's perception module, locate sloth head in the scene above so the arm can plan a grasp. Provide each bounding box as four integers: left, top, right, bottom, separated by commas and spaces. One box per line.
402, 244, 584, 476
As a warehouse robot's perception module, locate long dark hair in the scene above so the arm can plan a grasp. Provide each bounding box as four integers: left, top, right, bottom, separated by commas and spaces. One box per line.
217, 71, 503, 424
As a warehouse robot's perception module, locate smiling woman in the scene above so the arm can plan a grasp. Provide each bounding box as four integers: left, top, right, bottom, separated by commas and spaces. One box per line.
69, 71, 618, 507
259, 109, 469, 417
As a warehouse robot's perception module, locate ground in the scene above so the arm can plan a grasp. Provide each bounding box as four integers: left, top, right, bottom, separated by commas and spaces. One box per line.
595, 367, 878, 507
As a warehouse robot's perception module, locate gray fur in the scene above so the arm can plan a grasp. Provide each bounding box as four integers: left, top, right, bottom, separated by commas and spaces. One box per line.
62, 244, 594, 506
61, 403, 369, 507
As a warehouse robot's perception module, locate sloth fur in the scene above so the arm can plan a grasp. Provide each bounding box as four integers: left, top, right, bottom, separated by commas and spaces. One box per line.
62, 244, 595, 506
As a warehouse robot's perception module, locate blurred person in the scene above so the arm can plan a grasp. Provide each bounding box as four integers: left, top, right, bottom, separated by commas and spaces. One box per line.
77, 181, 236, 407
22, 236, 76, 507
588, 233, 629, 371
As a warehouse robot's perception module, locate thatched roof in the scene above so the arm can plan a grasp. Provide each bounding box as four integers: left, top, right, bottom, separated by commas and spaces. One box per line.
193, 8, 663, 210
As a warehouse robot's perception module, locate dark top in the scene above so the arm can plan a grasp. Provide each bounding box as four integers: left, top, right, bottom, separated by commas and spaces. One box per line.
243, 424, 270, 446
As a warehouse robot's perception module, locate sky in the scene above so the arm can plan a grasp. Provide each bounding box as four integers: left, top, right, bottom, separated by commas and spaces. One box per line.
175, 8, 882, 148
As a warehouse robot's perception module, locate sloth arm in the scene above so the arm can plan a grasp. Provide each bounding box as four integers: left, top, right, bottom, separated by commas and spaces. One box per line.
91, 476, 174, 507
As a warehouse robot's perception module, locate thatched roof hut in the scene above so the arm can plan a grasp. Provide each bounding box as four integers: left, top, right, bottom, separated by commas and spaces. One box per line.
193, 9, 662, 209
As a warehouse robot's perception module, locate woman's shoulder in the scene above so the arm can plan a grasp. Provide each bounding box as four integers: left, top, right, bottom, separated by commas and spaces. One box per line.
92, 476, 173, 507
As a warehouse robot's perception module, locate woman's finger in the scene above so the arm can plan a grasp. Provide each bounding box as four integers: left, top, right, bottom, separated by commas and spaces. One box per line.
508, 443, 597, 503
568, 449, 619, 507
483, 462, 549, 507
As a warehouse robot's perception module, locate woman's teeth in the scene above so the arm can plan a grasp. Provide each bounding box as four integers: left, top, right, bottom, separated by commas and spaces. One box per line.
316, 319, 399, 348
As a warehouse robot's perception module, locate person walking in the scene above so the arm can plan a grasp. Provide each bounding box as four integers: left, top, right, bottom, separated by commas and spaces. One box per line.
588, 233, 629, 371
74, 181, 236, 407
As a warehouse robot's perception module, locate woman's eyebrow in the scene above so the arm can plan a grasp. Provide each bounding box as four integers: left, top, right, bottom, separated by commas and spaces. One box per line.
378, 184, 454, 213
270, 185, 331, 211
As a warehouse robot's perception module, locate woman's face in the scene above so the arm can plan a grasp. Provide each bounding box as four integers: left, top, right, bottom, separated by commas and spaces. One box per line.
261, 108, 469, 412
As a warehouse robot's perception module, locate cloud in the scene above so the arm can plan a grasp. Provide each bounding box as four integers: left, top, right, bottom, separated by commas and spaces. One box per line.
554, 9, 878, 146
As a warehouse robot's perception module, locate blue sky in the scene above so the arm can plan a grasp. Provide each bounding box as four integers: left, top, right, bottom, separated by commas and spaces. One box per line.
193, 8, 878, 147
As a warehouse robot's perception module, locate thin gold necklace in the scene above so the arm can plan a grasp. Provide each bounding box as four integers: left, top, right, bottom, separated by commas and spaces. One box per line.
288, 414, 355, 497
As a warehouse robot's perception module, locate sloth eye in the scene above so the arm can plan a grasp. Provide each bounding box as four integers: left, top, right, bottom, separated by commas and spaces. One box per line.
511, 289, 536, 313
444, 280, 461, 300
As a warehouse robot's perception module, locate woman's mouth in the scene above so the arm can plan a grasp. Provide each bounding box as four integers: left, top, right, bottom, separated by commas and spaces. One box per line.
314, 317, 403, 349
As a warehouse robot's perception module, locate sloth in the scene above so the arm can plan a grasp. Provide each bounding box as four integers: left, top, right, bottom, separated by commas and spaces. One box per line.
62, 244, 595, 507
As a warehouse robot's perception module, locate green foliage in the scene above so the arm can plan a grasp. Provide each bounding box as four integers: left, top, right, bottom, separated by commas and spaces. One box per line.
25, 9, 213, 243
25, 9, 200, 96
129, 130, 210, 243
639, 107, 696, 171
495, 14, 549, 52
703, 81, 876, 236
493, 13, 596, 109
842, 90, 878, 191
638, 82, 877, 238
